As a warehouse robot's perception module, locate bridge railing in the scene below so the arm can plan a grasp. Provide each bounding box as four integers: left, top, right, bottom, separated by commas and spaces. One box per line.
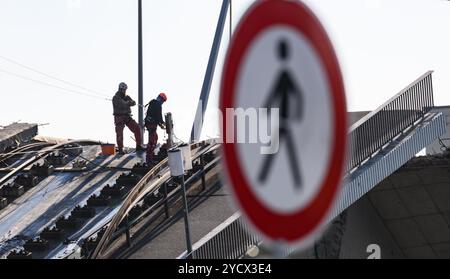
346, 71, 434, 173
179, 213, 261, 259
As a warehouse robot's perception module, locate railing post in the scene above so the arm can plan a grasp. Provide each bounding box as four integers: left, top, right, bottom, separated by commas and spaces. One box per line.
125, 215, 132, 247
163, 182, 170, 219
200, 155, 206, 191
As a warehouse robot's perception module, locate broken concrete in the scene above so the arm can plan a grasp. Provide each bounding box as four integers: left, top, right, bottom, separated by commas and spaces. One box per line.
0, 123, 38, 153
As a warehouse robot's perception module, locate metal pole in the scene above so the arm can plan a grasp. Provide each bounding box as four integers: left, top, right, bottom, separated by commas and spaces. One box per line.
165, 113, 174, 148
125, 215, 132, 247
180, 175, 193, 256
163, 182, 170, 219
138, 0, 144, 144
190, 0, 230, 142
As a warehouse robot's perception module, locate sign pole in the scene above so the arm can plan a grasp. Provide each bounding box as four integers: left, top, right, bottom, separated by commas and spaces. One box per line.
180, 174, 193, 257
168, 148, 193, 257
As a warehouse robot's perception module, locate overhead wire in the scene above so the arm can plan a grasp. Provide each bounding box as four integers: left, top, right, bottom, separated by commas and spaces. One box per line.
2, 0, 236, 106
0, 55, 111, 100
172, 131, 187, 144
0, 63, 153, 110
0, 55, 154, 108
0, 68, 111, 101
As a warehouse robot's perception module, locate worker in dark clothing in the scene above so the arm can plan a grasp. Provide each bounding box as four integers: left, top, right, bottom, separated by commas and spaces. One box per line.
112, 82, 144, 154
145, 93, 167, 163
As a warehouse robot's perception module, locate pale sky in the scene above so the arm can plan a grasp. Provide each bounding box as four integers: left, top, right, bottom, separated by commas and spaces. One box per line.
1, 0, 450, 147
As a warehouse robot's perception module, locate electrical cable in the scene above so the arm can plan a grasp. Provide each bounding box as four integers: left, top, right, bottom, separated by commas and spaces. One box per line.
172, 132, 186, 144
0, 56, 154, 108
0, 68, 111, 101
0, 55, 110, 99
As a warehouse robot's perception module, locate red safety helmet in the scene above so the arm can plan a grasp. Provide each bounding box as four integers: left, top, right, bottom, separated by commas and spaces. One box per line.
158, 92, 167, 102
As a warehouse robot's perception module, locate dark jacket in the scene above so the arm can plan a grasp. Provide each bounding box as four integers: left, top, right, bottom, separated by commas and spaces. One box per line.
113, 91, 136, 116
145, 99, 164, 125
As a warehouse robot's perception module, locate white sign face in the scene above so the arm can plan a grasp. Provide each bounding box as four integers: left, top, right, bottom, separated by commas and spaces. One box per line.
235, 26, 333, 213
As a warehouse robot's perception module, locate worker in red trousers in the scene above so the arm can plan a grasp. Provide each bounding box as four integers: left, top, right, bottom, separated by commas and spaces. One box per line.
112, 82, 144, 154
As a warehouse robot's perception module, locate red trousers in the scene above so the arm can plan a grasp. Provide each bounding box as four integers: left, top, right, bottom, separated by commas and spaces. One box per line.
114, 115, 142, 150
146, 123, 158, 162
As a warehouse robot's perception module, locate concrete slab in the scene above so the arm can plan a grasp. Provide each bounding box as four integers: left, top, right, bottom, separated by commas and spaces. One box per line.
425, 183, 450, 212
371, 178, 394, 192
369, 190, 410, 220
417, 168, 450, 185
389, 171, 421, 188
431, 242, 450, 258
415, 214, 450, 244
396, 186, 439, 216
385, 218, 426, 248
442, 211, 450, 226
339, 196, 404, 259
129, 187, 237, 259
0, 123, 38, 153
403, 245, 436, 259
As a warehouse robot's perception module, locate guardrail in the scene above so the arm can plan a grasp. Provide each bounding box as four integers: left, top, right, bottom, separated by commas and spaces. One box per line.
180, 213, 261, 259
346, 71, 434, 173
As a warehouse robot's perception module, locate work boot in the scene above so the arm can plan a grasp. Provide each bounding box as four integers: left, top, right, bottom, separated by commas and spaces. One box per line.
135, 145, 146, 152
117, 149, 125, 155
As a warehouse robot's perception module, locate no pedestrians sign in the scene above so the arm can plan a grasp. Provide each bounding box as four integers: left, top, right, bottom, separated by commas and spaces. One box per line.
220, 0, 347, 248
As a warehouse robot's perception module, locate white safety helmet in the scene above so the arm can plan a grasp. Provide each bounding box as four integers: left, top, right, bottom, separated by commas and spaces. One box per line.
119, 82, 128, 91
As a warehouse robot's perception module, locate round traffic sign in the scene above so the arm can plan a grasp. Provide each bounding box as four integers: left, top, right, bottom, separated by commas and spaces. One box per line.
220, 0, 347, 245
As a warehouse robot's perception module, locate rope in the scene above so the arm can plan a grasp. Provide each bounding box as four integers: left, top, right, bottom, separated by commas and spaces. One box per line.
172, 132, 187, 144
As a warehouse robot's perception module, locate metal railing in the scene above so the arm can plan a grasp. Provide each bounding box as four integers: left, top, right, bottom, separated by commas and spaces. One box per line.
180, 213, 261, 259
345, 71, 434, 173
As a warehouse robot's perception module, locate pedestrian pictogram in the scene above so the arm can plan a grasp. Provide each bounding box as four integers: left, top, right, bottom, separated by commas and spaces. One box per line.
220, 0, 347, 248
258, 39, 303, 189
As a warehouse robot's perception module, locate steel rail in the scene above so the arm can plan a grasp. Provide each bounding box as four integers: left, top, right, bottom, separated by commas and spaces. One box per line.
0, 139, 101, 188
0, 142, 53, 164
